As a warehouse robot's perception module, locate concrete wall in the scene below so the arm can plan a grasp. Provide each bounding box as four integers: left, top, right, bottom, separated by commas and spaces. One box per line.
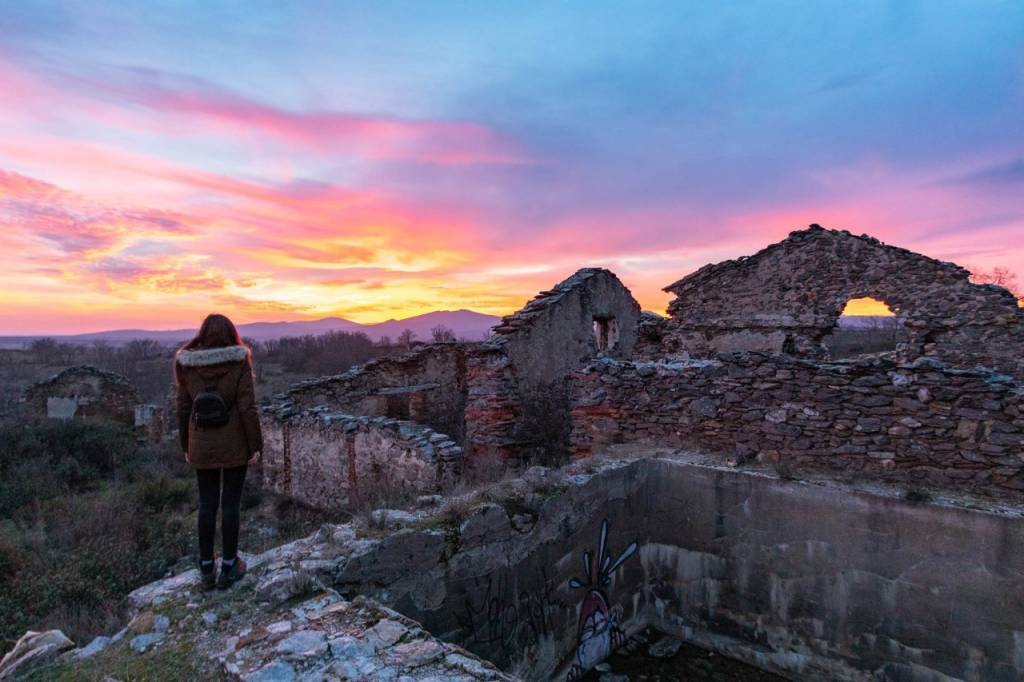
662, 226, 1024, 379
261, 408, 463, 510
334, 461, 650, 681
570, 353, 1024, 496
639, 458, 1024, 682
330, 457, 1024, 682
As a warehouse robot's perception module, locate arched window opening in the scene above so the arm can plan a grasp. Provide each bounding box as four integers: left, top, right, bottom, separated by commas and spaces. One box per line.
824, 297, 907, 359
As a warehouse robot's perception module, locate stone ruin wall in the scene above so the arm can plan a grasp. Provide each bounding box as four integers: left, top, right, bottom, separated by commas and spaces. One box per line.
483, 268, 642, 461
260, 408, 462, 510
266, 268, 644, 469
490, 268, 641, 388
23, 365, 141, 427
264, 227, 1021, 502
276, 344, 469, 443
570, 352, 1024, 496
661, 226, 1024, 380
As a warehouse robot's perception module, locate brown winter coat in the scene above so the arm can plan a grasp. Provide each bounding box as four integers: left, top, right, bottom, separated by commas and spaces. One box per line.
174, 345, 263, 469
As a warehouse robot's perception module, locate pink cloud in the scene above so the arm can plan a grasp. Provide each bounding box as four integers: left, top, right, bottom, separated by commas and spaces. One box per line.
0, 56, 530, 167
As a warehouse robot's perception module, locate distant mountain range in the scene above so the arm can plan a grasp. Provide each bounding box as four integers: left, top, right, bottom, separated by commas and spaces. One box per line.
835, 315, 901, 329
0, 309, 503, 347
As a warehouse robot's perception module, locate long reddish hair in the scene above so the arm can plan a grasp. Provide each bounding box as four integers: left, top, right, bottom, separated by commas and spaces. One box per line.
183, 313, 248, 356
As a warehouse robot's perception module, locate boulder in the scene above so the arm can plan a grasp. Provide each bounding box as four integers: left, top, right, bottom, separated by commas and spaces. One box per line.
0, 630, 75, 680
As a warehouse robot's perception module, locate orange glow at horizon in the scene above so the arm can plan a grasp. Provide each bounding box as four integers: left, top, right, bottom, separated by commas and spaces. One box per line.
841, 297, 896, 317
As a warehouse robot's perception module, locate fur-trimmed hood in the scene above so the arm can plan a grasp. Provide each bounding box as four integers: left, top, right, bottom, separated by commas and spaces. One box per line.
176, 345, 249, 367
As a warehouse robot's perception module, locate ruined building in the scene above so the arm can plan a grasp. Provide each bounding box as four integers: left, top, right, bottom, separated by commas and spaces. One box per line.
246, 225, 1023, 681
658, 225, 1024, 378
24, 365, 141, 426
10, 226, 1023, 681
262, 267, 640, 508
23, 365, 164, 438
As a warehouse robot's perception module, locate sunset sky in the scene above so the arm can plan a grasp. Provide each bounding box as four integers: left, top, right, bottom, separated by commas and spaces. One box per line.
1, 2, 1022, 334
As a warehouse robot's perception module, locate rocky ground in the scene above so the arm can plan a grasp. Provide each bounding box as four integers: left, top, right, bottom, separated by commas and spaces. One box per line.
4, 524, 513, 681
581, 629, 786, 682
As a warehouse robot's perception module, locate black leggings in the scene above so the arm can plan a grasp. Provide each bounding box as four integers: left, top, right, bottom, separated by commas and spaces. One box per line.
195, 465, 247, 563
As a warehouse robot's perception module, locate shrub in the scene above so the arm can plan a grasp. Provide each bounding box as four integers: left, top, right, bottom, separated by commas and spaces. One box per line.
0, 521, 23, 579
0, 421, 136, 489
136, 475, 192, 512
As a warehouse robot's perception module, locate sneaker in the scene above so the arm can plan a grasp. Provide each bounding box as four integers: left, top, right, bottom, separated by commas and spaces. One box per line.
199, 563, 217, 591
216, 556, 247, 590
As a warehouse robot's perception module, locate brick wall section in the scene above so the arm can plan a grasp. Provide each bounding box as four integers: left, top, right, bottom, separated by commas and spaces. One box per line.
24, 365, 140, 426
261, 407, 463, 510
662, 225, 1024, 380
569, 353, 1024, 495
462, 346, 521, 459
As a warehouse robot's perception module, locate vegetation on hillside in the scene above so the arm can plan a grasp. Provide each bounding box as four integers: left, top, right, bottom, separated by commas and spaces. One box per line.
0, 420, 344, 654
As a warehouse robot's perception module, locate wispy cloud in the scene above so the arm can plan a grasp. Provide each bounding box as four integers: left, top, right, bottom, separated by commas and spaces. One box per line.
947, 158, 1024, 186
1, 55, 532, 167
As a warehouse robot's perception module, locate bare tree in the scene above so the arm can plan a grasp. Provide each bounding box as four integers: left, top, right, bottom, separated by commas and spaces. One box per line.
397, 328, 416, 349
430, 325, 456, 343
376, 335, 392, 348
89, 340, 114, 366
971, 266, 1022, 304
29, 338, 61, 364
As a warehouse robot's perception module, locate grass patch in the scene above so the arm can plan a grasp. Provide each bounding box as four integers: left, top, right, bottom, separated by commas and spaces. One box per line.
25, 634, 226, 682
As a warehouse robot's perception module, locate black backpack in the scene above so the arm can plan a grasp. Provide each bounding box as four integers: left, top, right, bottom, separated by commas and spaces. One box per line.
192, 386, 230, 428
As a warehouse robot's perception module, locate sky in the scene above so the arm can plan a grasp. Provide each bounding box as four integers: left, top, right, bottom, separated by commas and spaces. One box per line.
0, 1, 1021, 334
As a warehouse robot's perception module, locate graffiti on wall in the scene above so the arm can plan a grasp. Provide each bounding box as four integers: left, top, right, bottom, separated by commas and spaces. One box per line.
566, 519, 638, 681
457, 565, 559, 660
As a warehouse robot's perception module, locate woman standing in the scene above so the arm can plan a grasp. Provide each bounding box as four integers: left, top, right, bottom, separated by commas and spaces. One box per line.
175, 314, 263, 590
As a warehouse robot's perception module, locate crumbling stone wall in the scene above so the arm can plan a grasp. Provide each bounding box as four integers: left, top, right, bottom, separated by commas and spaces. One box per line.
23, 365, 140, 426
261, 408, 462, 510
631, 311, 669, 360
662, 225, 1024, 379
271, 268, 642, 464
491, 268, 641, 385
570, 353, 1024, 495
487, 268, 642, 462
276, 344, 468, 443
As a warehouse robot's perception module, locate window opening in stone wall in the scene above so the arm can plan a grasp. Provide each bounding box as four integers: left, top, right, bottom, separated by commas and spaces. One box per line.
593, 316, 619, 354
824, 297, 907, 359
385, 393, 411, 420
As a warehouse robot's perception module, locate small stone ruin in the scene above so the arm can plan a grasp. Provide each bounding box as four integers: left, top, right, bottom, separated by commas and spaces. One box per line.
22, 365, 164, 438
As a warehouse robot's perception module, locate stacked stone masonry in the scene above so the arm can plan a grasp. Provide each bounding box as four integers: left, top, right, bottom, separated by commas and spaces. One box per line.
662, 225, 1023, 380
265, 226, 1023, 502
277, 344, 469, 443
570, 353, 1024, 494
261, 408, 463, 510
267, 268, 643, 466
